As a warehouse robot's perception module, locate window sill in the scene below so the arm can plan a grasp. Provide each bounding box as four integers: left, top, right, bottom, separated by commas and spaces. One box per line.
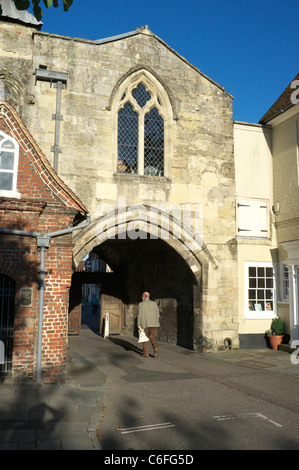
0, 191, 21, 199
236, 236, 272, 244
113, 173, 171, 184
236, 235, 270, 240
245, 312, 277, 320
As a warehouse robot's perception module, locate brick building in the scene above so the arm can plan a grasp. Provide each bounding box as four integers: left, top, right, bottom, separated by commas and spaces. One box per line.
0, 99, 88, 380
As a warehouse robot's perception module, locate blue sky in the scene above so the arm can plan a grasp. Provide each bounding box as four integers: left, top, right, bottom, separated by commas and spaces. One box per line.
38, 0, 298, 123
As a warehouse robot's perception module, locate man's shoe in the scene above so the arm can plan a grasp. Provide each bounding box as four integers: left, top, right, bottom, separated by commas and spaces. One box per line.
154, 349, 158, 357
140, 354, 149, 357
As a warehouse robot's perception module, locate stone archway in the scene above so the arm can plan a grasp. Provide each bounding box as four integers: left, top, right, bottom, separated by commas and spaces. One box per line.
70, 204, 216, 350
73, 203, 215, 276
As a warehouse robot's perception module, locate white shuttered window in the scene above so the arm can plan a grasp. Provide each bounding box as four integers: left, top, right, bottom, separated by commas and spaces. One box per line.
237, 199, 268, 238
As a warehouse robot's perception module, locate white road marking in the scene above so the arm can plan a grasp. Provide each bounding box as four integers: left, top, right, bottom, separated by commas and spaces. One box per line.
255, 413, 283, 428
120, 422, 175, 434
213, 412, 282, 428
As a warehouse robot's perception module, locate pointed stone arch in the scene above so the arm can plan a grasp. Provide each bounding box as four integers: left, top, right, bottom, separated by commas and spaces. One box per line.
71, 206, 217, 349
73, 204, 217, 274
107, 65, 178, 120
0, 73, 25, 115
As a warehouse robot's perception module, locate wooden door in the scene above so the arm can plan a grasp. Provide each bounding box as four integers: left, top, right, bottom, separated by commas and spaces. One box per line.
100, 294, 123, 334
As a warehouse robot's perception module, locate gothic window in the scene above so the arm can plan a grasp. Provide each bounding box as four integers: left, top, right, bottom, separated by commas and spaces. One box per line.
0, 131, 20, 198
117, 79, 166, 176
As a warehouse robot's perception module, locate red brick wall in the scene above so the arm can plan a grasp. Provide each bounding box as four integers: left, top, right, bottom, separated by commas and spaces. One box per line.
0, 105, 84, 381
0, 210, 76, 381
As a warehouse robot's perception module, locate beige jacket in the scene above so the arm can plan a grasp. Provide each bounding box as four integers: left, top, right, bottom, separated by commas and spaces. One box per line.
137, 299, 160, 329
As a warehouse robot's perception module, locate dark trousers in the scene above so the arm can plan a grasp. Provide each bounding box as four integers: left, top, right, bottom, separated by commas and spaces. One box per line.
143, 327, 158, 356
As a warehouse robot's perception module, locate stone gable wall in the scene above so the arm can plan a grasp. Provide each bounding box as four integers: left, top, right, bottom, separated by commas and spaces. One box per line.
0, 22, 238, 350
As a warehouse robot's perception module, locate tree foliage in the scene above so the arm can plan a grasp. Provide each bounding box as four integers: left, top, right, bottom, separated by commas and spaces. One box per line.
0, 0, 73, 21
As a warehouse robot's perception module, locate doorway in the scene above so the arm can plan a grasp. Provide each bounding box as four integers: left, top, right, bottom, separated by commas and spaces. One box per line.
69, 236, 198, 349
68, 253, 124, 336
0, 274, 16, 375
100, 293, 123, 335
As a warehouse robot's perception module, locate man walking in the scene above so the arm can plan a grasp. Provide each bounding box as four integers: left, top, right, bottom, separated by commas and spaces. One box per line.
91, 295, 99, 315
137, 291, 160, 358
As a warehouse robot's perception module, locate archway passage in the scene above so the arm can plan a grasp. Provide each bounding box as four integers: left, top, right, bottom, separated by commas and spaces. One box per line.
69, 236, 198, 350
0, 274, 16, 375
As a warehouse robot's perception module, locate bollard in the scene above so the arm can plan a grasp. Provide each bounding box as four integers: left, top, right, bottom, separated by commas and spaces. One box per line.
104, 313, 109, 338
0, 340, 4, 365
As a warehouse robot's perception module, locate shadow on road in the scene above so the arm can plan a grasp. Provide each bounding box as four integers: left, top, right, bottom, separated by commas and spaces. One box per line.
108, 337, 143, 356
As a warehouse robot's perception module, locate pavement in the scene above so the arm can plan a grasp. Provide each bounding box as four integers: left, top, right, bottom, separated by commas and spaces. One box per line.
0, 328, 108, 450
0, 314, 299, 450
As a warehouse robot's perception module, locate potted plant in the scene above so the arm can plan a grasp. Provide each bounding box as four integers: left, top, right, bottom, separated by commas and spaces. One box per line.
265, 317, 285, 350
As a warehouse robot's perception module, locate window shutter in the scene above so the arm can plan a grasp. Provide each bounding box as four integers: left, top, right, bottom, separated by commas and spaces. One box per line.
237, 199, 268, 237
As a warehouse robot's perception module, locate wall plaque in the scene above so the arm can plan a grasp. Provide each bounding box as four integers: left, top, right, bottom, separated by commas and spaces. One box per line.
20, 287, 33, 307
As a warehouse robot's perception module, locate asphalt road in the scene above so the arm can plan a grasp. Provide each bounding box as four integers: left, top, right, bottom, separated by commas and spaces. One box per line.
82, 334, 299, 451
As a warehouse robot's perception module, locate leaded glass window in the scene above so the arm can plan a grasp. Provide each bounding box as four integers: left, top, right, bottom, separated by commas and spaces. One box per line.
117, 81, 165, 176
144, 108, 164, 176
117, 103, 138, 173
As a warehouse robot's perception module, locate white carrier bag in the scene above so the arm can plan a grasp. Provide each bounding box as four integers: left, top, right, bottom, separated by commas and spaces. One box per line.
138, 328, 149, 343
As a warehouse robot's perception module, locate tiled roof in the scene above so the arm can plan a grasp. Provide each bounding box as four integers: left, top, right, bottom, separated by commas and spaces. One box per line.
259, 72, 299, 124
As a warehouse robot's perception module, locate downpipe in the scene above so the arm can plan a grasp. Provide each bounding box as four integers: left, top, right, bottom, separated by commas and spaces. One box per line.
36, 242, 47, 383
0, 214, 91, 382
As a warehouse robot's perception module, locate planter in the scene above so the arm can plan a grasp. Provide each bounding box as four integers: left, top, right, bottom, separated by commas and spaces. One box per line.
268, 335, 284, 350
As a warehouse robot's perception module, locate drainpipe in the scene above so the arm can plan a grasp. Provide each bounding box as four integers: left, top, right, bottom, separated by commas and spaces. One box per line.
51, 80, 64, 173
35, 67, 68, 174
36, 237, 49, 383
0, 214, 91, 382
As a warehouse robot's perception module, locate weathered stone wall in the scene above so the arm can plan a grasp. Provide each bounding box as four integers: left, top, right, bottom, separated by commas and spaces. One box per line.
0, 21, 238, 350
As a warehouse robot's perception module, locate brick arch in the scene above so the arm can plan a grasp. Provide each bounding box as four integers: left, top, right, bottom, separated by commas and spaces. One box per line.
0, 260, 27, 284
